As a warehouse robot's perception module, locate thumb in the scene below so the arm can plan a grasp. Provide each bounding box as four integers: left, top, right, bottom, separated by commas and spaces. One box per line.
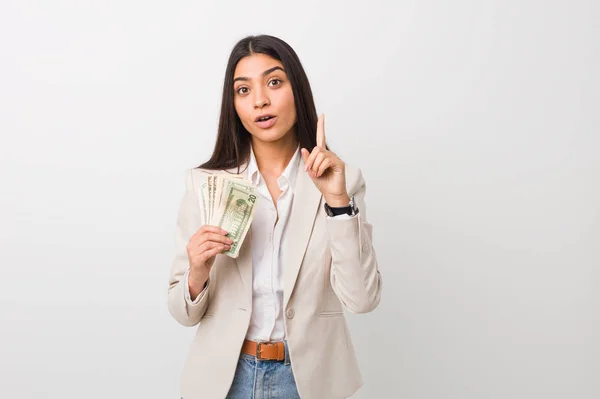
301, 148, 309, 163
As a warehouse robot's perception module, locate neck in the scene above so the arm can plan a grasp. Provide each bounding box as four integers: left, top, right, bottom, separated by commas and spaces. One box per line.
251, 134, 298, 178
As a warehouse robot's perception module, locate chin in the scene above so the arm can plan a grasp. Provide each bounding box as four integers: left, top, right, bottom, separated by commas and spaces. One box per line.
249, 127, 293, 144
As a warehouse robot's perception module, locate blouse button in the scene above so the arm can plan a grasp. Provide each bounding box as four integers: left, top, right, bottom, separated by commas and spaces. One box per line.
362, 243, 369, 253
285, 307, 295, 319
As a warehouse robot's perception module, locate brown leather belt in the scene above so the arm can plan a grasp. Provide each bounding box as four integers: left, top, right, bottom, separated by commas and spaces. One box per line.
241, 339, 285, 361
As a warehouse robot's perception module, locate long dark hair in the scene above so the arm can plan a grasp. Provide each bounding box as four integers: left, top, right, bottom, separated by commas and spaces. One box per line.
197, 34, 325, 172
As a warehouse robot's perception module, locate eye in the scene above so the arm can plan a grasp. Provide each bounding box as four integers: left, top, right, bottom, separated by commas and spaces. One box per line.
236, 86, 249, 95
268, 78, 282, 87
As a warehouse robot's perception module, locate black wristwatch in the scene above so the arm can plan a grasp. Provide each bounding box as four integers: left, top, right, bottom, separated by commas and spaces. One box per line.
324, 195, 359, 217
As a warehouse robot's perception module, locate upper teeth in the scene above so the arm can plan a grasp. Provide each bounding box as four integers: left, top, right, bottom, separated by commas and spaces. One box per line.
259, 116, 271, 121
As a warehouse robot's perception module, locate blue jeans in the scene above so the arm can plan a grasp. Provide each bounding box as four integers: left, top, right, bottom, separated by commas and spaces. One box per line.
225, 341, 301, 398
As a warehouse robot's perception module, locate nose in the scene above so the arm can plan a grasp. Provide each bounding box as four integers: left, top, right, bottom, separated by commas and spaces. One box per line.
253, 88, 270, 109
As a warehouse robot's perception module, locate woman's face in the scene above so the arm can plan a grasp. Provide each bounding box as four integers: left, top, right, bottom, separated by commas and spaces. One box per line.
233, 53, 297, 145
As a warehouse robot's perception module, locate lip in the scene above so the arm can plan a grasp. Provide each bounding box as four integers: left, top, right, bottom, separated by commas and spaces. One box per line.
255, 115, 277, 129
255, 113, 276, 122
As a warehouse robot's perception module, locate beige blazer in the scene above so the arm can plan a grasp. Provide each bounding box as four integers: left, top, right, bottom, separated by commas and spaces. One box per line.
168, 158, 383, 399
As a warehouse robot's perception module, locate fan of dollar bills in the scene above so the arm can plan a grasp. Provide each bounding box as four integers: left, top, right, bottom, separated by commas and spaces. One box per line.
198, 173, 259, 258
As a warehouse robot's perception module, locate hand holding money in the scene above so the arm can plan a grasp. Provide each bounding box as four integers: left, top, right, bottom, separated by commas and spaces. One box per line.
197, 173, 259, 258
186, 225, 232, 296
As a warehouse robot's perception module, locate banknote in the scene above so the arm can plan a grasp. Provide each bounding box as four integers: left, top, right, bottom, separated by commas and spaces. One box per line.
198, 172, 257, 258
211, 179, 258, 258
199, 178, 208, 226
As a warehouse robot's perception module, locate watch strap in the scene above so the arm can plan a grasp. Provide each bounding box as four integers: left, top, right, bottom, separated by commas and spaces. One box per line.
324, 195, 358, 217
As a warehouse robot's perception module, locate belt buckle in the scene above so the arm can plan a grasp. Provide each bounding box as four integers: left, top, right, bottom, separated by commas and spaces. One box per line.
256, 341, 268, 360
256, 342, 264, 360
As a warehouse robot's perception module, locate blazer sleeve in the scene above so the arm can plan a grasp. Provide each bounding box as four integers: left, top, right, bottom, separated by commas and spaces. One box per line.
325, 167, 383, 314
167, 168, 211, 327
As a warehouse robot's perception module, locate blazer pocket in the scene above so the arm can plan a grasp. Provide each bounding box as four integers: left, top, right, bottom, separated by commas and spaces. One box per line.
318, 311, 343, 318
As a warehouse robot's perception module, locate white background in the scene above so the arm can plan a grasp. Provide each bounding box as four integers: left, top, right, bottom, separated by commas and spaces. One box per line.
1, 1, 598, 398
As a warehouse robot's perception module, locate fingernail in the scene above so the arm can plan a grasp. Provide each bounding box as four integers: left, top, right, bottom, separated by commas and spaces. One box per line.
221, 229, 228, 234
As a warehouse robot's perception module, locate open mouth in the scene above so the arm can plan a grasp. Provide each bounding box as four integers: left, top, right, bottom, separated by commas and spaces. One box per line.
255, 115, 275, 122
254, 114, 277, 129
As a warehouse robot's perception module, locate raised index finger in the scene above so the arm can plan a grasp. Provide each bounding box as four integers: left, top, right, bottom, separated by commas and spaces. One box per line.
316, 113, 326, 148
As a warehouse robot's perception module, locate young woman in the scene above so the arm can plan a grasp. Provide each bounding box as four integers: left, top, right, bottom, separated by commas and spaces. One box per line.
168, 34, 382, 399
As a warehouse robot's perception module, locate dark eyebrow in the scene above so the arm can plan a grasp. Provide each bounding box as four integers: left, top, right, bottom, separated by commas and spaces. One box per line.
233, 66, 285, 83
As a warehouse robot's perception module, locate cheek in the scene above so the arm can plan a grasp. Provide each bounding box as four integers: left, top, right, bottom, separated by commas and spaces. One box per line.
234, 100, 250, 122
281, 92, 296, 119
234, 98, 242, 112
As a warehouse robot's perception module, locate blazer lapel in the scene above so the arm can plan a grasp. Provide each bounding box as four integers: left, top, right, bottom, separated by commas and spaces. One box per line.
283, 162, 322, 308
